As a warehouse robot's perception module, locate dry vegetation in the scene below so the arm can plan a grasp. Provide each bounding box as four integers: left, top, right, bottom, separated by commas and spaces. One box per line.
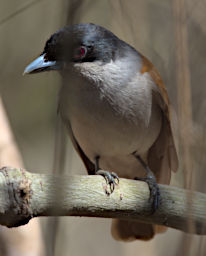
0, 0, 206, 255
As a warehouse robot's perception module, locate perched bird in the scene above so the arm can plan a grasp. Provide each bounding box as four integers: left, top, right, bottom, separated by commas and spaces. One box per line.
24, 23, 178, 241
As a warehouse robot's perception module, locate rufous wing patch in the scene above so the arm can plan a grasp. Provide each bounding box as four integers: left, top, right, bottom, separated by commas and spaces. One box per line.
140, 54, 178, 176
140, 54, 170, 119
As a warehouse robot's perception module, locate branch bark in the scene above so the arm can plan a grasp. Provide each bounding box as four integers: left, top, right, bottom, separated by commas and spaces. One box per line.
0, 166, 205, 235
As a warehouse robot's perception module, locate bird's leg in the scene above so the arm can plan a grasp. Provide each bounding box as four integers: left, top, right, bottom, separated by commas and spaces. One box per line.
94, 156, 119, 193
134, 155, 160, 213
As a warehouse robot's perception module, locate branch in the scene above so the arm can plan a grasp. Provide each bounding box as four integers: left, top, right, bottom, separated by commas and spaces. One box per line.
0, 167, 205, 235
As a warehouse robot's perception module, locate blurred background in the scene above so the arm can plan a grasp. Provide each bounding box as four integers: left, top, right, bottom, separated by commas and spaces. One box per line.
0, 0, 206, 255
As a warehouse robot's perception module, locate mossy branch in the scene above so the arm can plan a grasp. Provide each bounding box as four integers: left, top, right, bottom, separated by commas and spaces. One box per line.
0, 167, 205, 235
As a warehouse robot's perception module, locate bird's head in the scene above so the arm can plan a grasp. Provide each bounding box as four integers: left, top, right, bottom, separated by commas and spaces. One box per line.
23, 23, 128, 75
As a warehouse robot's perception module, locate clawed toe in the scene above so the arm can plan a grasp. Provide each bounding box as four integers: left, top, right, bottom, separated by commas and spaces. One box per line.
111, 172, 119, 184
96, 170, 119, 194
134, 176, 160, 213
134, 155, 160, 213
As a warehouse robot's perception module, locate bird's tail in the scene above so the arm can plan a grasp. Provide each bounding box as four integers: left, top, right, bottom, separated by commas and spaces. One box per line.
111, 219, 167, 241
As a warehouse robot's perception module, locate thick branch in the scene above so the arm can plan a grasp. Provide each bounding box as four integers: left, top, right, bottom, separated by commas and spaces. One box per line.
0, 167, 205, 235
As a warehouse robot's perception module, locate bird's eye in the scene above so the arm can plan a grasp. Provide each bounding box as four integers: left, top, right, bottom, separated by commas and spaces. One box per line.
73, 46, 87, 61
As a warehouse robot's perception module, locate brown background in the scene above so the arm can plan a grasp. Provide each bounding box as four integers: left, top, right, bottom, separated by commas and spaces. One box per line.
1, 0, 206, 255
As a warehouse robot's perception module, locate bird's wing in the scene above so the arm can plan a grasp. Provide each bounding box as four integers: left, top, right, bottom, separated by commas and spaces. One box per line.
140, 55, 178, 184
65, 120, 95, 174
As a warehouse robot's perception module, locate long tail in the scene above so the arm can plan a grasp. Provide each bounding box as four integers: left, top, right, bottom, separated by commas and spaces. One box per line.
111, 219, 167, 241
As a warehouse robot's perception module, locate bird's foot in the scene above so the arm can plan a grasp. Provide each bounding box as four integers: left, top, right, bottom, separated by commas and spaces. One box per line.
134, 155, 160, 213
134, 172, 160, 213
96, 170, 119, 194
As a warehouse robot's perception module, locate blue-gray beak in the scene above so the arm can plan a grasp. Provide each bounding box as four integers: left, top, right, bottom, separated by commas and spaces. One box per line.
23, 54, 60, 75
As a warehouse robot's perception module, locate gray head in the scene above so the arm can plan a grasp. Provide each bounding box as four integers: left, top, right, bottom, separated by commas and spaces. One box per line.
24, 23, 138, 74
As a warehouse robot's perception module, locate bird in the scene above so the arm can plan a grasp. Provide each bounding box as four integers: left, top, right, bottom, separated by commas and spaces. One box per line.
24, 23, 178, 241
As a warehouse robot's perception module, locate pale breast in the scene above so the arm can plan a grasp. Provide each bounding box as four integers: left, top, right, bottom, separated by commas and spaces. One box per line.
59, 65, 162, 164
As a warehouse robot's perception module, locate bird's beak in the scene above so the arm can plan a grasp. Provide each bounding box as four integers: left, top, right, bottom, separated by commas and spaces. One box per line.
23, 53, 61, 75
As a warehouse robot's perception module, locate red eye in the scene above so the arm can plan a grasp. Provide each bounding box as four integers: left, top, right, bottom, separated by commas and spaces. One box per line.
80, 47, 86, 56
74, 46, 87, 60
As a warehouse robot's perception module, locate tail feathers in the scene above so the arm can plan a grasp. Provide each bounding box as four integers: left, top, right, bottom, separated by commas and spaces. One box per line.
111, 219, 167, 241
